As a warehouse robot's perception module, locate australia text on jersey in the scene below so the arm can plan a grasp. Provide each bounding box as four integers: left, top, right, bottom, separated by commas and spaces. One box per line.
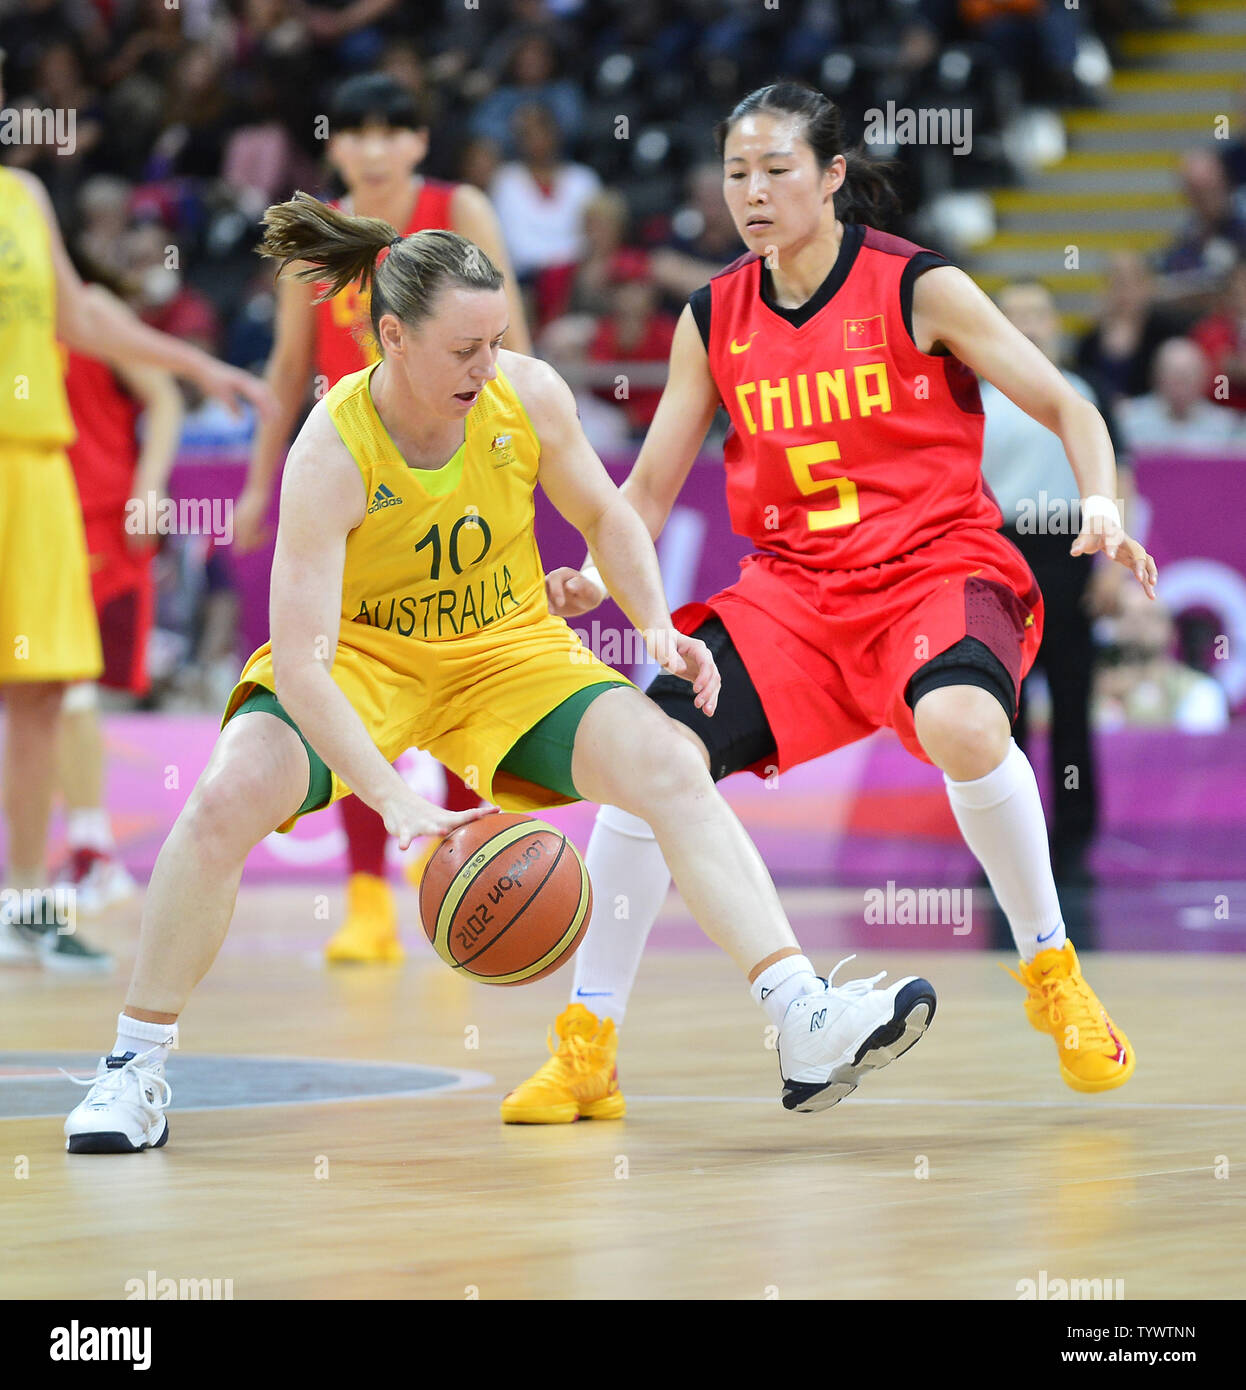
732, 360, 893, 435
353, 560, 521, 640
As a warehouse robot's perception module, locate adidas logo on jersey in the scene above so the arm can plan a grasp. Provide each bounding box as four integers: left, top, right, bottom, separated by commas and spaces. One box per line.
368, 484, 403, 513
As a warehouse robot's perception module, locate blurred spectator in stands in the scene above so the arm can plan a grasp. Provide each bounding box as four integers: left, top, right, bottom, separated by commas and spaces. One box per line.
221, 65, 320, 217
125, 222, 222, 351
1117, 337, 1242, 452
457, 135, 504, 193
75, 176, 134, 283
899, 0, 1092, 106
563, 191, 651, 317
102, 0, 186, 91
27, 38, 104, 170
587, 268, 678, 439
489, 102, 601, 326
980, 281, 1129, 884
1095, 582, 1230, 732
468, 29, 582, 159
144, 41, 234, 182
1189, 258, 1246, 413
650, 161, 744, 307
1158, 149, 1246, 307
1217, 80, 1246, 191
293, 0, 400, 71
1074, 251, 1182, 405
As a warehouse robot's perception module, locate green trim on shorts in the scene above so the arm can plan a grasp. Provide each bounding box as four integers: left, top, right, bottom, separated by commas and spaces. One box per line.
231, 687, 333, 817
498, 681, 630, 801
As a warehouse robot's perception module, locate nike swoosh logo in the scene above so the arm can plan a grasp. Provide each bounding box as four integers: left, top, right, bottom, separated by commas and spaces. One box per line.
575, 990, 611, 998
1036, 927, 1061, 943
729, 333, 757, 354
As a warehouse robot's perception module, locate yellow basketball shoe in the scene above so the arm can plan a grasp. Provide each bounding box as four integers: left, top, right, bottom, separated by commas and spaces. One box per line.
501, 1004, 626, 1124
1010, 942, 1134, 1092
324, 873, 405, 964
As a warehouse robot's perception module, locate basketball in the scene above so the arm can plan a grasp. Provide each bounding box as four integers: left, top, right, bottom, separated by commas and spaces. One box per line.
418, 813, 592, 985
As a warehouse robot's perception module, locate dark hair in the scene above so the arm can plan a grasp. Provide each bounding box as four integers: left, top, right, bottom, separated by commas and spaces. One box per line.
714, 80, 901, 227
329, 72, 429, 134
257, 191, 503, 344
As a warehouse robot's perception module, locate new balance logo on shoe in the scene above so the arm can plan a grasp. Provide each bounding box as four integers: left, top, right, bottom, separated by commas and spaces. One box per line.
367, 484, 402, 513
810, 1009, 827, 1032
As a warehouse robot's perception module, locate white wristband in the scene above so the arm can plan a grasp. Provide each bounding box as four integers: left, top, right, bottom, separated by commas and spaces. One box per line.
1080, 495, 1121, 529
580, 562, 605, 595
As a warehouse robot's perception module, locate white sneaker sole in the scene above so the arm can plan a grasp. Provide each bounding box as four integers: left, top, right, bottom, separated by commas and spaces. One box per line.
782, 978, 937, 1113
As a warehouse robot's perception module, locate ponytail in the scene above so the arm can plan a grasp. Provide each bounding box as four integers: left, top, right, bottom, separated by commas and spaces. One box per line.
257, 190, 503, 341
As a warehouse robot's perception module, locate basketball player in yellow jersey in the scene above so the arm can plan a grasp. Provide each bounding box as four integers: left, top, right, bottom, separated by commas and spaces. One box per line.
63, 195, 936, 1151
0, 61, 273, 973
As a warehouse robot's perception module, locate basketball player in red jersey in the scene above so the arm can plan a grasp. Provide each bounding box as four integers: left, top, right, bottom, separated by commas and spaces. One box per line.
234, 74, 533, 964
503, 82, 1158, 1124
58, 258, 183, 915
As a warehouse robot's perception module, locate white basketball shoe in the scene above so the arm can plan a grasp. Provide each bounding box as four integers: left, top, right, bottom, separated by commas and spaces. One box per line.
64, 1046, 172, 1153
778, 957, 936, 1112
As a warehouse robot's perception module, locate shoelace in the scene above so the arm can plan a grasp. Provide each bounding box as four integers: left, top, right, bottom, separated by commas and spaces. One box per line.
538, 1025, 601, 1079
61, 1044, 173, 1112
824, 954, 887, 997
1009, 964, 1113, 1048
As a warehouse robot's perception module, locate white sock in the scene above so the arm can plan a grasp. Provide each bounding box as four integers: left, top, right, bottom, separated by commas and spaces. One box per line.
750, 954, 822, 1028
113, 1012, 178, 1066
568, 805, 672, 1026
68, 808, 114, 854
944, 739, 1066, 962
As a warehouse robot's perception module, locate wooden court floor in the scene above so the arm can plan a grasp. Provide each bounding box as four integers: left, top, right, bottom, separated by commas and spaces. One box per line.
3, 883, 1245, 1301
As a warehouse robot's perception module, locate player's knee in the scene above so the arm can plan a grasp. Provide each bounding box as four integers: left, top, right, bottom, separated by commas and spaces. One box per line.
916, 690, 1010, 780
183, 762, 285, 854
616, 727, 712, 810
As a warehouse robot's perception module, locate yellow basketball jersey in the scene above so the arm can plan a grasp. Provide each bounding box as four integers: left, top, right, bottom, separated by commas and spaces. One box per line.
326, 360, 548, 664
0, 169, 74, 446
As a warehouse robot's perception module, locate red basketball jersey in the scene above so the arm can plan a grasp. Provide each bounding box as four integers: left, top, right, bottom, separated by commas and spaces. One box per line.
701, 223, 1001, 571
314, 178, 459, 385
64, 349, 141, 522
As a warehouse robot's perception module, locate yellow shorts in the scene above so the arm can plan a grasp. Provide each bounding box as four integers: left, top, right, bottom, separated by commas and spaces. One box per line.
222, 611, 633, 830
0, 441, 103, 683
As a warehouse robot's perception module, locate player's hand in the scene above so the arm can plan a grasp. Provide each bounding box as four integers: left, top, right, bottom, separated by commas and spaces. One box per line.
194, 358, 279, 421
1071, 520, 1157, 599
645, 628, 720, 715
122, 495, 161, 554
233, 484, 272, 555
377, 790, 498, 852
545, 566, 606, 618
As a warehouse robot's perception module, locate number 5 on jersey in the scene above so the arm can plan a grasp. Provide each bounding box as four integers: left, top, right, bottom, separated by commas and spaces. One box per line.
785, 442, 860, 532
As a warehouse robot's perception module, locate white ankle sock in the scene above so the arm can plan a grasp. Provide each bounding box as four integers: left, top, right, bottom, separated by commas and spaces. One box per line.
67, 808, 114, 854
113, 1012, 178, 1066
944, 739, 1066, 961
568, 805, 672, 1026
750, 954, 821, 1028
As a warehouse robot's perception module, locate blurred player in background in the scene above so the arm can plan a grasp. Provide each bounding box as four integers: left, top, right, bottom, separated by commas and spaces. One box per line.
0, 51, 272, 972
233, 73, 533, 965
506, 81, 1158, 1124
56, 250, 184, 915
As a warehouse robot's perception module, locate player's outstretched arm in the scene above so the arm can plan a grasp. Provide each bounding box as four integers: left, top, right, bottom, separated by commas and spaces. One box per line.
17, 169, 276, 421
912, 265, 1157, 598
269, 408, 494, 842
514, 354, 720, 713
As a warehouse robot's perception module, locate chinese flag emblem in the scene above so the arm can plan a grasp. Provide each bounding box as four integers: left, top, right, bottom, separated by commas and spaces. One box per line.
843, 315, 886, 350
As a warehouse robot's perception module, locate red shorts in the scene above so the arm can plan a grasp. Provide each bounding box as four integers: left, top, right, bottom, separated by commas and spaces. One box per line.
83, 515, 155, 696
673, 526, 1043, 772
